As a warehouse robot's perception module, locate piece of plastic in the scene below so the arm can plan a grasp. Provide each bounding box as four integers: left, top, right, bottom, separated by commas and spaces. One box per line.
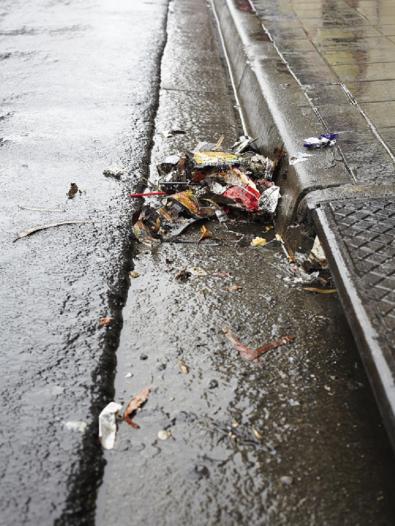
99, 402, 122, 449
259, 185, 280, 214
222, 185, 260, 211
193, 151, 241, 168
304, 134, 337, 149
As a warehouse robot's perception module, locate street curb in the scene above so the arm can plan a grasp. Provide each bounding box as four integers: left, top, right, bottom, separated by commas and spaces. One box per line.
210, 0, 351, 230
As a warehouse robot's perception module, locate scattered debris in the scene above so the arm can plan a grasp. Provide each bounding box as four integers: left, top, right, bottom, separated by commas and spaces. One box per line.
131, 136, 280, 244
259, 185, 280, 214
18, 205, 66, 213
99, 402, 122, 449
162, 129, 186, 138
99, 316, 113, 328
175, 269, 191, 282
189, 267, 207, 276
308, 236, 327, 268
129, 191, 167, 198
231, 135, 257, 154
129, 271, 140, 279
251, 236, 268, 248
123, 386, 151, 429
223, 327, 295, 361
103, 167, 123, 180
64, 420, 87, 433
303, 287, 337, 294
199, 224, 212, 242
14, 220, 90, 242
178, 360, 190, 375
275, 233, 296, 263
67, 183, 79, 199
158, 429, 172, 440
208, 379, 219, 389
252, 427, 263, 440
304, 133, 337, 149
231, 418, 240, 428
224, 284, 243, 292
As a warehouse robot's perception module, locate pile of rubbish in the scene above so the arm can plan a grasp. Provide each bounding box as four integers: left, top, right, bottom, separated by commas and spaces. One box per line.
131, 136, 281, 243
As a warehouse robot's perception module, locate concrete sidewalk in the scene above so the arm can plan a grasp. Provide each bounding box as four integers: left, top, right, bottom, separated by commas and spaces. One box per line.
253, 0, 395, 179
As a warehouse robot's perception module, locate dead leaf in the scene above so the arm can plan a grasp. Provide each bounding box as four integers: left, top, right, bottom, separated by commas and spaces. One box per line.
124, 386, 151, 429
99, 316, 113, 328
129, 271, 140, 279
253, 336, 295, 359
223, 327, 295, 361
169, 190, 202, 217
223, 327, 255, 360
14, 220, 90, 241
251, 237, 268, 247
178, 360, 190, 374
67, 183, 79, 199
303, 287, 337, 294
199, 224, 213, 242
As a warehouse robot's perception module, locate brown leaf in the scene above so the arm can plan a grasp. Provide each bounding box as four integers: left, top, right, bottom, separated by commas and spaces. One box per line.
223, 327, 255, 360
99, 316, 113, 328
223, 327, 295, 361
67, 183, 79, 199
124, 386, 151, 429
253, 335, 295, 359
199, 224, 213, 243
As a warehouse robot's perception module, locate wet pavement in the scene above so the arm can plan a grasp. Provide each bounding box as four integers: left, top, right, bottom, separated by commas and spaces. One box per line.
252, 0, 395, 183
1, 0, 395, 524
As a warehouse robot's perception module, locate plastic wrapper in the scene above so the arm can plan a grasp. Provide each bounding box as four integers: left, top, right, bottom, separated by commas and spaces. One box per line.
259, 185, 280, 214
304, 133, 337, 149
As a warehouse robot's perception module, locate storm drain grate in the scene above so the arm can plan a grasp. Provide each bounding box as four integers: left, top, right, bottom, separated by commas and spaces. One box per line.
330, 199, 395, 348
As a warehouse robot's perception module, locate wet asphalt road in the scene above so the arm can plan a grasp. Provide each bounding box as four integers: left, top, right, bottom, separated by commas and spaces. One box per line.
0, 0, 169, 523
1, 0, 395, 524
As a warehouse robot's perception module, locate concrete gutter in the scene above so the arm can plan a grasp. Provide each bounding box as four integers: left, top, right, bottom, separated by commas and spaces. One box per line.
210, 0, 351, 229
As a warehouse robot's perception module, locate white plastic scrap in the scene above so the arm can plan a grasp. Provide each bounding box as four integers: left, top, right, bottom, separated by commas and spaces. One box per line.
308, 236, 327, 268
99, 402, 122, 449
259, 185, 280, 214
